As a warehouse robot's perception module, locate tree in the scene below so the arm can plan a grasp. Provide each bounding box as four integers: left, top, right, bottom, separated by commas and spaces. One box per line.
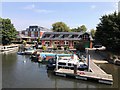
37, 37, 40, 43
71, 25, 87, 32
42, 45, 47, 51
1, 18, 17, 45
90, 29, 96, 39
79, 25, 87, 32
22, 40, 27, 46
52, 22, 70, 32
95, 12, 120, 51
74, 41, 85, 52
71, 27, 79, 32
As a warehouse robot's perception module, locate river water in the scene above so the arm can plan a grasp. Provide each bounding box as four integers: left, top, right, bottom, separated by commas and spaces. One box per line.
2, 52, 120, 89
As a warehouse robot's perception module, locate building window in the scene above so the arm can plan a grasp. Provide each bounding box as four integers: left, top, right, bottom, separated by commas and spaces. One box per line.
45, 41, 50, 46
54, 41, 57, 44
73, 41, 77, 45
28, 31, 31, 37
64, 41, 69, 45
34, 31, 38, 37
30, 29, 33, 31
70, 35, 74, 38
78, 35, 82, 38
61, 35, 64, 38
83, 34, 88, 40
54, 41, 59, 45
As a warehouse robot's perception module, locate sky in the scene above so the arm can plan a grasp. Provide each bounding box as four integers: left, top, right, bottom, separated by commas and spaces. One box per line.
1, 2, 119, 31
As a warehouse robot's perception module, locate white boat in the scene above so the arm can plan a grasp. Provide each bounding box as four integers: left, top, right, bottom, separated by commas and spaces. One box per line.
47, 54, 88, 70
58, 58, 79, 68
24, 48, 36, 55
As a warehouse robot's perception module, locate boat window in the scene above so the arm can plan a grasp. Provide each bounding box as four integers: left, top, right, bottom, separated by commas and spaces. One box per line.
68, 63, 72, 66
58, 62, 66, 65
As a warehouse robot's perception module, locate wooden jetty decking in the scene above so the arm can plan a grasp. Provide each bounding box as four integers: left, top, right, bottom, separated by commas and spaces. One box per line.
89, 60, 106, 74
55, 60, 113, 85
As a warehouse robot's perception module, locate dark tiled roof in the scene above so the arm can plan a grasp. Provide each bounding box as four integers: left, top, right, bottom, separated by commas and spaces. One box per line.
41, 32, 92, 40
24, 26, 52, 32
42, 32, 84, 35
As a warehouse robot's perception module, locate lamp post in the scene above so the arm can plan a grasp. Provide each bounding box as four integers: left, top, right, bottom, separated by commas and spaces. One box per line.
55, 54, 58, 70
88, 54, 90, 72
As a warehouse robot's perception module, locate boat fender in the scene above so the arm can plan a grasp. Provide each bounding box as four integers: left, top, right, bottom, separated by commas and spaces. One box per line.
78, 71, 85, 75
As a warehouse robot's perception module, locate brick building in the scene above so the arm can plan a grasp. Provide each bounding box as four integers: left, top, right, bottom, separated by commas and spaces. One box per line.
41, 32, 93, 49
19, 26, 52, 41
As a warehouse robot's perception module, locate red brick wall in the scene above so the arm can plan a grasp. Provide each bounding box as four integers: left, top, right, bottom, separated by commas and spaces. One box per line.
28, 31, 31, 37
42, 40, 45, 45
40, 32, 44, 37
50, 40, 53, 47
34, 31, 38, 37
60, 40, 64, 45
70, 41, 73, 48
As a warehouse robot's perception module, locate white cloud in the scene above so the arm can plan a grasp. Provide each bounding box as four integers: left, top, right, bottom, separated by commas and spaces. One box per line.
23, 4, 35, 10
91, 5, 96, 9
23, 4, 54, 13
34, 9, 54, 13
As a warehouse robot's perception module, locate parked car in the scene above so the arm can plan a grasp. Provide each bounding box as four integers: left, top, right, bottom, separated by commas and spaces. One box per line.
94, 44, 102, 48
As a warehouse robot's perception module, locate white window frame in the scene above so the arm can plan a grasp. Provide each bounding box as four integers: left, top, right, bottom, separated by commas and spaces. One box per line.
64, 41, 69, 45
45, 41, 50, 46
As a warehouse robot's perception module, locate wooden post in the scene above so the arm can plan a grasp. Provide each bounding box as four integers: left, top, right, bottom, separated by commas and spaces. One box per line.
74, 64, 77, 74
86, 49, 90, 71
86, 48, 88, 63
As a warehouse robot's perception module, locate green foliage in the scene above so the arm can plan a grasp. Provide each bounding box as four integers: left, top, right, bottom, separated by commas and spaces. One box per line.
95, 12, 120, 51
71, 27, 79, 32
74, 41, 85, 52
64, 45, 69, 50
1, 17, 17, 45
52, 42, 57, 50
79, 25, 87, 32
71, 25, 87, 32
22, 40, 27, 46
52, 22, 70, 32
42, 45, 47, 50
37, 37, 40, 43
90, 29, 96, 39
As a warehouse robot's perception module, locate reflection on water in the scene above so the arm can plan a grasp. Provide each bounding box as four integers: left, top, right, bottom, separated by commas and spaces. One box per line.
2, 52, 120, 89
